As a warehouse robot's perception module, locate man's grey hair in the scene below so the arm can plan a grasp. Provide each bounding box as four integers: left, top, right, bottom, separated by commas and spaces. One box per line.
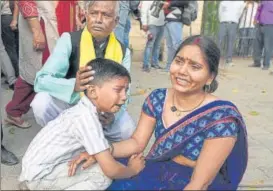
85, 1, 120, 18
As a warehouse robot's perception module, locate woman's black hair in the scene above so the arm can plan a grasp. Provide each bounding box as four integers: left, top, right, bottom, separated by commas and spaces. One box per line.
173, 35, 221, 93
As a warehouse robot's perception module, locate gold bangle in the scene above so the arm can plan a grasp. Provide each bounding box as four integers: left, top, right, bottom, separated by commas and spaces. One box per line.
27, 17, 38, 21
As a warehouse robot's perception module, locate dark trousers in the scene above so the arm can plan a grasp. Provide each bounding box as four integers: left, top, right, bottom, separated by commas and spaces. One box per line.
1, 14, 19, 76
1, 124, 3, 146
253, 24, 273, 68
218, 22, 238, 63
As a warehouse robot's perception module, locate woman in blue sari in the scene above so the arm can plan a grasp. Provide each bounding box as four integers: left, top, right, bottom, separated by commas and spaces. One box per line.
68, 35, 248, 190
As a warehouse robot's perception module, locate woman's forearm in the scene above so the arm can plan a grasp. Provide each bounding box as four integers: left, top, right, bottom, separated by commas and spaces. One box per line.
26, 17, 42, 34
13, 1, 19, 21
112, 138, 144, 158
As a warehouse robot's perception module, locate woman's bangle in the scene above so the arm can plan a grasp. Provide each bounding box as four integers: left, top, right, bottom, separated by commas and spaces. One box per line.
27, 17, 38, 21
109, 143, 114, 155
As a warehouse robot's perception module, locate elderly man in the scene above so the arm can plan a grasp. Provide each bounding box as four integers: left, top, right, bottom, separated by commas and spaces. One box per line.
31, 1, 135, 142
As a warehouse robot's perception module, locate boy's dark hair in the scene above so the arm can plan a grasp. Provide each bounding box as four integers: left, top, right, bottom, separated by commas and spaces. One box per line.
86, 58, 131, 86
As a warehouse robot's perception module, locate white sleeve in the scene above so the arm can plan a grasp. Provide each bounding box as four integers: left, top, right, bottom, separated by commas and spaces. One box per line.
72, 115, 109, 155
140, 1, 150, 26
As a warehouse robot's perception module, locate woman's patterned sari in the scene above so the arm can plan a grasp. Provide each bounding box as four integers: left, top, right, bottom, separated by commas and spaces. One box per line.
108, 89, 248, 190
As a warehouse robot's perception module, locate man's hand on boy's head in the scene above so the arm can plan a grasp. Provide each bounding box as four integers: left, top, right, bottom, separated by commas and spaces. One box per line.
74, 66, 95, 92
68, 152, 96, 176
99, 112, 115, 126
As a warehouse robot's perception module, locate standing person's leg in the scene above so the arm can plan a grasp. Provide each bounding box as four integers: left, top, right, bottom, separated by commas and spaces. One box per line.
0, 14, 16, 87
142, 25, 158, 72
114, 3, 130, 45
218, 23, 228, 64
151, 25, 164, 68
1, 124, 19, 166
1, 15, 19, 76
5, 77, 35, 128
218, 23, 226, 53
251, 25, 263, 67
165, 22, 183, 71
226, 23, 238, 65
30, 92, 73, 127
248, 28, 256, 57
261, 25, 273, 70
123, 17, 131, 48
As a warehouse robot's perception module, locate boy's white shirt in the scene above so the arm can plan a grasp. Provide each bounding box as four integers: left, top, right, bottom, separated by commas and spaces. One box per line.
19, 96, 109, 182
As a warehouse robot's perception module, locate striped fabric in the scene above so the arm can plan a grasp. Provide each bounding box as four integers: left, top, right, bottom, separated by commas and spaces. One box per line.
19, 96, 109, 182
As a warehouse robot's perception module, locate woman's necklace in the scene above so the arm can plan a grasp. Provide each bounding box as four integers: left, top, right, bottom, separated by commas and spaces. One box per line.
170, 92, 207, 117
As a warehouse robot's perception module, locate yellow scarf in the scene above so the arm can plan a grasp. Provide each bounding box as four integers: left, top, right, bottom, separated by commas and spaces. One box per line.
80, 27, 123, 68
79, 27, 124, 96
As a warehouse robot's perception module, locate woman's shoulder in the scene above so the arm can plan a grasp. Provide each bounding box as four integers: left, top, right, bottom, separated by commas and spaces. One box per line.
146, 88, 167, 100
206, 98, 243, 120
149, 88, 167, 95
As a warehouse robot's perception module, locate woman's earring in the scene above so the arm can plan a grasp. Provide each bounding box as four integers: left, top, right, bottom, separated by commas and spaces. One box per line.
204, 84, 211, 93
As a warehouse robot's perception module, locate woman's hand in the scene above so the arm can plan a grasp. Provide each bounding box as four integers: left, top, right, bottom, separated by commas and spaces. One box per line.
10, 19, 18, 31
128, 153, 146, 176
32, 30, 46, 51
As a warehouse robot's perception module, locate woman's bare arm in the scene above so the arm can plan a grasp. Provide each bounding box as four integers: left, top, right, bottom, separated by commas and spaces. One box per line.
94, 149, 145, 179
184, 137, 236, 190
111, 111, 156, 158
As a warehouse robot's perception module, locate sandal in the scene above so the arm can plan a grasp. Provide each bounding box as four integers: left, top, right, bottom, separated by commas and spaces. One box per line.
4, 116, 31, 129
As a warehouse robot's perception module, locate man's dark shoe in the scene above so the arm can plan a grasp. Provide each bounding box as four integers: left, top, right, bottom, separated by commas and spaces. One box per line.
248, 64, 260, 68
1, 145, 19, 166
9, 84, 14, 90
142, 66, 150, 73
262, 67, 269, 70
151, 65, 162, 69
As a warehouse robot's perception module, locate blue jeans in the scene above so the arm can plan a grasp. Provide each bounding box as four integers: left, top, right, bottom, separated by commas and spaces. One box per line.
114, 2, 130, 45
143, 25, 165, 68
123, 17, 131, 48
165, 22, 183, 70
253, 24, 273, 68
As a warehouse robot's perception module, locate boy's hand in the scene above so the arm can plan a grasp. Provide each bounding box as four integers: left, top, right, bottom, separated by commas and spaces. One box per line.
68, 152, 96, 176
74, 66, 95, 92
128, 153, 146, 176
99, 112, 115, 126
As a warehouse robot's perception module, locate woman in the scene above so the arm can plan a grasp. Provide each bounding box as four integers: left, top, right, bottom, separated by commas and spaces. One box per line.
69, 35, 248, 190
5, 1, 76, 128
